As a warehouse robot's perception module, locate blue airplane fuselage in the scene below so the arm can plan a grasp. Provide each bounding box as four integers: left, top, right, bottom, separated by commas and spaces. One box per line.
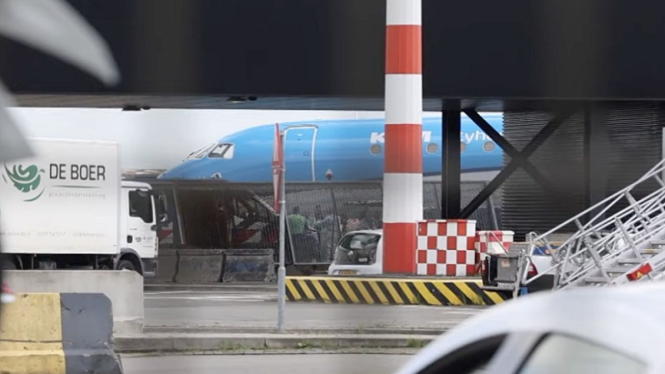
158, 114, 504, 182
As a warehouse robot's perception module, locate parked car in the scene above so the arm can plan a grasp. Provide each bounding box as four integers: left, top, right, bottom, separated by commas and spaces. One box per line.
327, 229, 383, 276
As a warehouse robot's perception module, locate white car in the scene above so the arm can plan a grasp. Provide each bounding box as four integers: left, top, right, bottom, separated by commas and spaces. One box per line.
327, 229, 383, 276
394, 282, 665, 374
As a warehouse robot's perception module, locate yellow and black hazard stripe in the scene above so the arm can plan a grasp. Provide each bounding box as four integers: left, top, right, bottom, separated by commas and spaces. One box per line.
285, 276, 507, 306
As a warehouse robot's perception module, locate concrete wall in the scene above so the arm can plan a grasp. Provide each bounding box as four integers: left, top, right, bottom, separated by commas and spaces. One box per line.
5, 270, 144, 335
0, 293, 123, 374
146, 248, 275, 284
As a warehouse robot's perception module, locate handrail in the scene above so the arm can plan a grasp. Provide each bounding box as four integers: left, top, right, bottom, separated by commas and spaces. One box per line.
514, 159, 665, 291
523, 193, 665, 287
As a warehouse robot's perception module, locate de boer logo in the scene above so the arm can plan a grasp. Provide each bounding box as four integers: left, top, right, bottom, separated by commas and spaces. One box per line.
3, 164, 45, 202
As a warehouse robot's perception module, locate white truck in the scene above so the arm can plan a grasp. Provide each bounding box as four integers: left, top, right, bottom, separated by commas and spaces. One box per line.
0, 138, 167, 277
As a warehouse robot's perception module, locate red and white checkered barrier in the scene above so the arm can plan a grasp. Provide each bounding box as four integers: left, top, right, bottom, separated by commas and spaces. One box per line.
475, 231, 514, 273
476, 231, 514, 256
416, 220, 477, 276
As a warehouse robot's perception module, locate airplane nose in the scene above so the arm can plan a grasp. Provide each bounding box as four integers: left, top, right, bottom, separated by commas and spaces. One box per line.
157, 170, 181, 179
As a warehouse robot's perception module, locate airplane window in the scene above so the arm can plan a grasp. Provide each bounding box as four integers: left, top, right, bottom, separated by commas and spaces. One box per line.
483, 141, 495, 152
426, 143, 438, 153
187, 143, 216, 160
209, 143, 235, 159
186, 149, 199, 159
461, 142, 467, 152
370, 144, 382, 155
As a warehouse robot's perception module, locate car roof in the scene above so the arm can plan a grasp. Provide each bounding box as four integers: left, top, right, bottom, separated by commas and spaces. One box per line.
344, 229, 383, 236
395, 282, 665, 374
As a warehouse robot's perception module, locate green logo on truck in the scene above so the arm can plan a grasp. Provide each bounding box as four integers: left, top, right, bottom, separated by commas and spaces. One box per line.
3, 164, 45, 202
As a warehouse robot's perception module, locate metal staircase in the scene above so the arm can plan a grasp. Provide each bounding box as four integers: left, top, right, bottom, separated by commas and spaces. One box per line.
515, 159, 665, 293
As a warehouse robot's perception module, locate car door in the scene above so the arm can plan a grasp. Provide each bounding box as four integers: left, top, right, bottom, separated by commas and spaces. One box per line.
125, 187, 156, 258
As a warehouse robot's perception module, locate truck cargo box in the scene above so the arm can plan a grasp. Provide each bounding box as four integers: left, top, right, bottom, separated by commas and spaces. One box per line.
0, 138, 120, 255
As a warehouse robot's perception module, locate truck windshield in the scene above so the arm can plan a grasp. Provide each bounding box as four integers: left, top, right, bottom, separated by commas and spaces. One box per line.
129, 190, 154, 223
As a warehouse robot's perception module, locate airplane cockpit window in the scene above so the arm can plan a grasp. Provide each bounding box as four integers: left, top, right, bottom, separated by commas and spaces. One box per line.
187, 143, 215, 160
208, 143, 235, 159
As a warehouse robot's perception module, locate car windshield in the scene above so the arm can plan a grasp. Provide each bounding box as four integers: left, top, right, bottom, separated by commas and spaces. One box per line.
334, 233, 380, 265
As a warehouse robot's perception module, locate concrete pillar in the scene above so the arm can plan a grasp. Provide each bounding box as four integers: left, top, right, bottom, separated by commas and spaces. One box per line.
382, 0, 423, 274
441, 110, 461, 218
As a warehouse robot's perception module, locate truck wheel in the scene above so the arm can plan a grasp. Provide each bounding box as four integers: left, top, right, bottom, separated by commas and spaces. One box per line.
117, 259, 136, 272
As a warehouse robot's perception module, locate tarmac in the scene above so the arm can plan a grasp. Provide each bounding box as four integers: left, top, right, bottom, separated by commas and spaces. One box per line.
116, 284, 489, 353
115, 333, 435, 353
121, 352, 416, 374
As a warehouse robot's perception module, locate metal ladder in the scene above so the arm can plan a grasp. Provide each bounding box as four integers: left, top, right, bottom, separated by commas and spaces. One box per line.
515, 159, 665, 292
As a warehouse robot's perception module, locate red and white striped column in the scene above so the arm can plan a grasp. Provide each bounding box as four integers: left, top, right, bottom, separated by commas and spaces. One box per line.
382, 0, 423, 274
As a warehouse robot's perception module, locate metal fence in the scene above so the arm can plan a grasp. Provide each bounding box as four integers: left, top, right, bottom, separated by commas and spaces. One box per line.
146, 180, 502, 265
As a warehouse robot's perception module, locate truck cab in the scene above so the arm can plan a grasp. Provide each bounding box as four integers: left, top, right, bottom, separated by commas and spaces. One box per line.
117, 181, 168, 277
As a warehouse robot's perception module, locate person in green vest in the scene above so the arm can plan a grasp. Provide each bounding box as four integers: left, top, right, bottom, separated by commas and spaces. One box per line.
288, 206, 321, 261
288, 206, 308, 235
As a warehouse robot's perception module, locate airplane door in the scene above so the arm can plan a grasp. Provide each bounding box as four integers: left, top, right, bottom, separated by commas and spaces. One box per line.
283, 125, 318, 182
